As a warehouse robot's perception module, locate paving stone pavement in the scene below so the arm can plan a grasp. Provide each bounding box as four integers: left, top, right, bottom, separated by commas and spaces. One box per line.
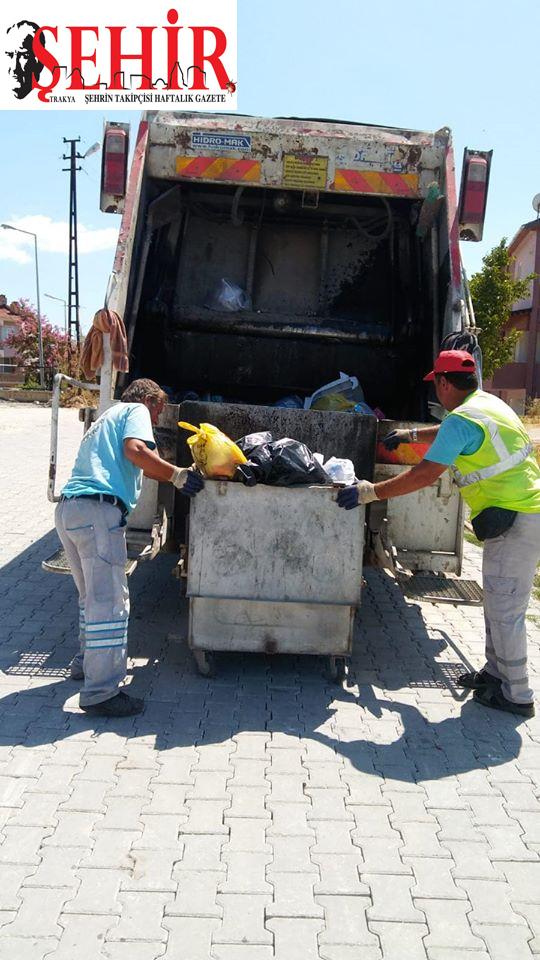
1, 401, 540, 959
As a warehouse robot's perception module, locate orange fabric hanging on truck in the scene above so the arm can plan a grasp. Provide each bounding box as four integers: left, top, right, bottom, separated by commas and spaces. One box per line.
80, 309, 129, 380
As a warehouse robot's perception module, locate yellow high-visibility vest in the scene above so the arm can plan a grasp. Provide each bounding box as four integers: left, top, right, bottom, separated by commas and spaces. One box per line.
450, 390, 540, 519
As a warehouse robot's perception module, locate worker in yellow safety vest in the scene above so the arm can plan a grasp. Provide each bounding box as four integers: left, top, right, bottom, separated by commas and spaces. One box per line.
337, 349, 540, 718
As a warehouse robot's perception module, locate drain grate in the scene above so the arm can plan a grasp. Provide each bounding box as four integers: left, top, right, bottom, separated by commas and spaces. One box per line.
5, 652, 69, 678
408, 661, 469, 688
42, 547, 137, 576
42, 546, 72, 575
400, 575, 483, 605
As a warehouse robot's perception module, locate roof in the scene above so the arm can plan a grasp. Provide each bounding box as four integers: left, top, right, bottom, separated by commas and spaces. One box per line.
508, 218, 540, 255
0, 297, 22, 327
0, 311, 19, 324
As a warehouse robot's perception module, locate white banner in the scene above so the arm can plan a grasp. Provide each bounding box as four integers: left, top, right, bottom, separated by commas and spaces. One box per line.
0, 1, 237, 110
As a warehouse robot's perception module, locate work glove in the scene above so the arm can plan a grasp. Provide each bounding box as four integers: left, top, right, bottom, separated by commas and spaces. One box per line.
171, 466, 205, 497
337, 480, 378, 510
382, 429, 412, 451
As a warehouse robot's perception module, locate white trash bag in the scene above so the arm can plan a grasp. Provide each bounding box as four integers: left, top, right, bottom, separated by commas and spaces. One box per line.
323, 456, 356, 485
205, 278, 252, 312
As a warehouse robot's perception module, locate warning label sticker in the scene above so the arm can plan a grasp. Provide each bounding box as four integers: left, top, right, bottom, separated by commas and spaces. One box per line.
282, 154, 328, 189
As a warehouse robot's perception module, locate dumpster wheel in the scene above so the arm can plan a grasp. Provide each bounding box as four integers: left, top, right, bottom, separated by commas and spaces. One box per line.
193, 649, 216, 678
327, 656, 348, 684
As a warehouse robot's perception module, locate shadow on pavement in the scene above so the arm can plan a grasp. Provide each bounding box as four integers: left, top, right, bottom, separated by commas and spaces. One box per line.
0, 535, 525, 784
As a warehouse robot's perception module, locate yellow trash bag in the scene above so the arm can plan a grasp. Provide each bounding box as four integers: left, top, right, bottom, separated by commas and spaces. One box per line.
178, 421, 247, 479
312, 392, 356, 411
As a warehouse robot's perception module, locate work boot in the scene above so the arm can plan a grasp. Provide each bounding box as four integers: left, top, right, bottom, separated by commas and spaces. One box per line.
457, 669, 500, 690
473, 687, 535, 718
80, 691, 144, 717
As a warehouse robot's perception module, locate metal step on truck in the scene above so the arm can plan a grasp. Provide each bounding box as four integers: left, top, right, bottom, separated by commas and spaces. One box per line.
46, 111, 491, 678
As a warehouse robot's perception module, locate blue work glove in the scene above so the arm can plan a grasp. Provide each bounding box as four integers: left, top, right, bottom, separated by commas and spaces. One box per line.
171, 467, 205, 497
337, 480, 378, 510
382, 429, 412, 451
182, 469, 205, 497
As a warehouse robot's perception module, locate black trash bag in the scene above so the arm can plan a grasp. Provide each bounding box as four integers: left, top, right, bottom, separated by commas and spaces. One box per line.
236, 432, 274, 483
440, 330, 483, 385
440, 331, 479, 354
235, 433, 330, 486
267, 438, 330, 486
237, 432, 273, 455
235, 463, 259, 486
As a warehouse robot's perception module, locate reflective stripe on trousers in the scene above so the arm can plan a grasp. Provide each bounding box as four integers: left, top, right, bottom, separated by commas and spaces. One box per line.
55, 498, 130, 706
482, 512, 540, 704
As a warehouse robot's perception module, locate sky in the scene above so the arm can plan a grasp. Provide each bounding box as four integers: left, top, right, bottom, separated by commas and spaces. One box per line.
1, 0, 539, 334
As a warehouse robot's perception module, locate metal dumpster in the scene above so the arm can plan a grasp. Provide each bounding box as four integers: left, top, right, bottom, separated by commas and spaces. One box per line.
186, 480, 365, 679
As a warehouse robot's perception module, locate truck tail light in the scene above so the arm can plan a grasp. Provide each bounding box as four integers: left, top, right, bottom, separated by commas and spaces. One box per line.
100, 123, 130, 214
458, 148, 492, 242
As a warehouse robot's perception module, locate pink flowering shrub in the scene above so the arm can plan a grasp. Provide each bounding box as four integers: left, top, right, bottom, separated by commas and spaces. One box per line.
5, 299, 81, 387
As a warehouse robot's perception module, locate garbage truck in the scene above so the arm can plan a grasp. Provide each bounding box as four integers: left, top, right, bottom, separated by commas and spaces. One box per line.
46, 111, 491, 676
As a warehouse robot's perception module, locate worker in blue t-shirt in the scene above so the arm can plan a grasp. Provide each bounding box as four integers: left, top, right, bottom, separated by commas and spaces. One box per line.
56, 378, 204, 718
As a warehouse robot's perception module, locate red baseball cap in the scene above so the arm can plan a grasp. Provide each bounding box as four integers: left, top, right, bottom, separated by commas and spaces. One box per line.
424, 349, 477, 382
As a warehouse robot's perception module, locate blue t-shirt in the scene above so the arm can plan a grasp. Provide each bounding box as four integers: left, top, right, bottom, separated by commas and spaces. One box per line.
62, 402, 156, 512
424, 413, 484, 466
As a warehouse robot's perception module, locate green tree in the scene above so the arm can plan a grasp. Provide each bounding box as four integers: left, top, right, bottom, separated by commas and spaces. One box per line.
469, 238, 535, 381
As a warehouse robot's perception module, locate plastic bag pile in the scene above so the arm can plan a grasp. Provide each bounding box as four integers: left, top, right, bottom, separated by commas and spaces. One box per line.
179, 423, 356, 487
235, 432, 329, 487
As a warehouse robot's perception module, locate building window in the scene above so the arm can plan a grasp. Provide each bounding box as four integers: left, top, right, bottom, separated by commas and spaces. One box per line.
514, 331, 529, 362
0, 323, 17, 342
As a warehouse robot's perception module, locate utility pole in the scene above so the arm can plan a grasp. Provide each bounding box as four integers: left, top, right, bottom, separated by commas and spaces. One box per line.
62, 138, 84, 350
44, 293, 68, 335
0, 224, 45, 387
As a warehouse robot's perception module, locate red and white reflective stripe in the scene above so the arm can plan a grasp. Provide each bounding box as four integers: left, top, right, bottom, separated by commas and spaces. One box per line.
333, 169, 419, 196
176, 156, 261, 182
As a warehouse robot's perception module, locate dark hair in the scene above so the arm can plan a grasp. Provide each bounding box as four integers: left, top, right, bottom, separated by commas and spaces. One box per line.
7, 20, 46, 49
121, 378, 166, 404
435, 371, 478, 391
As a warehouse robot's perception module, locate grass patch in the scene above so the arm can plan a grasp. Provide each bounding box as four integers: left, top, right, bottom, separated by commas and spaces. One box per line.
464, 528, 482, 548
523, 398, 540, 423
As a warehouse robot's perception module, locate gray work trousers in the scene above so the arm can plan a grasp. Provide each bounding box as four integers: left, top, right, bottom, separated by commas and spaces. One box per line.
55, 498, 129, 706
482, 511, 540, 704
